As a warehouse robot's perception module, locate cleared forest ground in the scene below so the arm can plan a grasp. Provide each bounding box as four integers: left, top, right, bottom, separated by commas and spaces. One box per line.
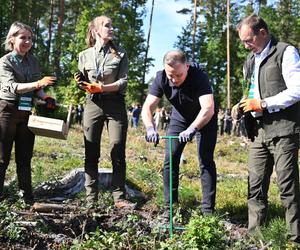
0, 125, 291, 249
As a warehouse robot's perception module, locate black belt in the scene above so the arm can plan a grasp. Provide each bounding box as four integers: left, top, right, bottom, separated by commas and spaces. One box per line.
0, 99, 17, 104
92, 93, 124, 101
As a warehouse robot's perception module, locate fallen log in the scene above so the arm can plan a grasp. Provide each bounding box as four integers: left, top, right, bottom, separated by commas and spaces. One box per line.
32, 202, 77, 213
14, 210, 63, 218
15, 221, 37, 227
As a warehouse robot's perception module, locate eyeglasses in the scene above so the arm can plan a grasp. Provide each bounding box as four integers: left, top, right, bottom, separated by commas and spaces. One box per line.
241, 35, 257, 45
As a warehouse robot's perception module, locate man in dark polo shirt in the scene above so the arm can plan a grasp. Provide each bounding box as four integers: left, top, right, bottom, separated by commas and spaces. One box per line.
141, 50, 217, 215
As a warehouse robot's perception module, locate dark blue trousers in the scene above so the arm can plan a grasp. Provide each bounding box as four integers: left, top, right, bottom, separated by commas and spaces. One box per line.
163, 114, 217, 213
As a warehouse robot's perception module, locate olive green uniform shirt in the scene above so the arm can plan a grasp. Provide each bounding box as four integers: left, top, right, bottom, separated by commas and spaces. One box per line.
78, 40, 128, 95
0, 51, 41, 101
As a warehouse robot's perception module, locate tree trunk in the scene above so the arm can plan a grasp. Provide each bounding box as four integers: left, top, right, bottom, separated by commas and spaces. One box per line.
54, 0, 65, 77
192, 0, 198, 62
227, 0, 231, 109
47, 0, 54, 65
142, 0, 155, 87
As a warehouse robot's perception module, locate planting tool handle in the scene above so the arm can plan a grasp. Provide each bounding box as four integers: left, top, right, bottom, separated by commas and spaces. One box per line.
161, 135, 179, 140
161, 135, 179, 238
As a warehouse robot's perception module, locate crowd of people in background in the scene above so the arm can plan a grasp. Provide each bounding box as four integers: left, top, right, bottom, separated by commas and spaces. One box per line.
73, 99, 256, 141
127, 103, 142, 128
127, 104, 171, 131
217, 108, 247, 141
73, 104, 248, 144
73, 102, 250, 142
71, 101, 253, 143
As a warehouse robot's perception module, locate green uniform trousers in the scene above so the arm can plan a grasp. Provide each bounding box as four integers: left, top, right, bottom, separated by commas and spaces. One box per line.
83, 95, 128, 202
248, 127, 300, 242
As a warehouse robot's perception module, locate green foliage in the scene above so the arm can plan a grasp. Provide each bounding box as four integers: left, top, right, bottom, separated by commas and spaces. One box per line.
252, 218, 288, 249
30, 128, 84, 186
217, 179, 248, 223
70, 215, 157, 250
0, 202, 23, 242
34, 104, 69, 121
261, 0, 300, 49
175, 0, 300, 108
178, 179, 200, 208
128, 162, 162, 195
70, 227, 125, 249
181, 214, 228, 250
215, 137, 248, 164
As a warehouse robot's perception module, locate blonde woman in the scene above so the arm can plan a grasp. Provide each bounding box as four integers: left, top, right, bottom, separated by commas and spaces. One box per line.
74, 16, 131, 208
0, 22, 56, 204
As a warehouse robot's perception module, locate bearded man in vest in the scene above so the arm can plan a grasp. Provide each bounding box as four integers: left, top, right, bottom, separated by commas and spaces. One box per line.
236, 14, 300, 245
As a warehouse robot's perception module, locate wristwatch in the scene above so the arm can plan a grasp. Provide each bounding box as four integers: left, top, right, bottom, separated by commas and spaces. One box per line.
260, 99, 267, 110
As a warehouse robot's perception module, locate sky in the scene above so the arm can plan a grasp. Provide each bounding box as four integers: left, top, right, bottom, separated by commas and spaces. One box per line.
143, 0, 191, 82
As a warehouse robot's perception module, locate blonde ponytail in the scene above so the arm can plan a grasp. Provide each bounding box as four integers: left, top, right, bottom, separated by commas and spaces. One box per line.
85, 21, 96, 47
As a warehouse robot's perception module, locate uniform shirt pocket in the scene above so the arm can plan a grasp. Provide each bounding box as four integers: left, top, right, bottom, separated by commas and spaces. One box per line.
106, 57, 121, 67
103, 57, 121, 78
84, 63, 97, 82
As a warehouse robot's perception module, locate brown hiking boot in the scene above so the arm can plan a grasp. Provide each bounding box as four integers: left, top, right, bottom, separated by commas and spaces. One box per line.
114, 199, 137, 209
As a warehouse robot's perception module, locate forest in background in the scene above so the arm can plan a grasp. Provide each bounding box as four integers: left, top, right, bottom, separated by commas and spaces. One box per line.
0, 0, 299, 108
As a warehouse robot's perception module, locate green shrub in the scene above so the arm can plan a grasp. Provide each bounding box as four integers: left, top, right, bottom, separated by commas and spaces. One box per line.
34, 104, 69, 122
252, 218, 287, 249
0, 202, 23, 242
181, 214, 228, 250
70, 228, 125, 249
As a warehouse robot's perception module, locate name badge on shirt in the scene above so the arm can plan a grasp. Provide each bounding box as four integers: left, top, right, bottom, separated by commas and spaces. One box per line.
18, 93, 33, 111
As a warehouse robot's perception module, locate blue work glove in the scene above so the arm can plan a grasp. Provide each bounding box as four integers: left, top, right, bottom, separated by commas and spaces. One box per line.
145, 126, 159, 146
179, 126, 197, 143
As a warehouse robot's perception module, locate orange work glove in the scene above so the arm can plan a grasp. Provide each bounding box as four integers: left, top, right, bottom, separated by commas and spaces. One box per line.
42, 95, 56, 110
79, 82, 103, 94
37, 76, 56, 88
239, 98, 262, 112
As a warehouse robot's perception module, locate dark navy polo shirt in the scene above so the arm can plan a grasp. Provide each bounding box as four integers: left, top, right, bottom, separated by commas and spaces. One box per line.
149, 63, 212, 124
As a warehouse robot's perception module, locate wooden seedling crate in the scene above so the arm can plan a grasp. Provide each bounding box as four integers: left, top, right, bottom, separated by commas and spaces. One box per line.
28, 104, 73, 140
